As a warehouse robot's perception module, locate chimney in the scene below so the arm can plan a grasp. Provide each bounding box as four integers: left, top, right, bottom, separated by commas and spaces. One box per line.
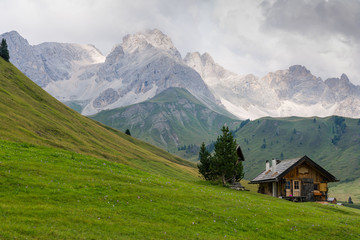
272, 158, 277, 173
266, 160, 270, 171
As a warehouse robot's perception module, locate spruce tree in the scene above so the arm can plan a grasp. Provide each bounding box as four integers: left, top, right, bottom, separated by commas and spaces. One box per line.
212, 125, 243, 185
197, 142, 213, 180
125, 129, 131, 136
0, 38, 10, 62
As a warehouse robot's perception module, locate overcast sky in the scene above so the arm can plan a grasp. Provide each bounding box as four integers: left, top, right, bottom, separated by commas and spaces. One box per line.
1, 0, 360, 84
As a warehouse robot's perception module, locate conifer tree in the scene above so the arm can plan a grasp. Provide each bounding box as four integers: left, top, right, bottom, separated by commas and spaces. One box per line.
212, 125, 243, 185
0, 38, 10, 62
125, 129, 131, 136
198, 142, 213, 180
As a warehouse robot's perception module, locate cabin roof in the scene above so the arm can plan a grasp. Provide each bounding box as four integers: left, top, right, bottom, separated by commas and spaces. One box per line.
249, 155, 338, 184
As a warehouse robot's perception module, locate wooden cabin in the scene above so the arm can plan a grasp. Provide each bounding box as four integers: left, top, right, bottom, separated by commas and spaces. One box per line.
249, 156, 339, 202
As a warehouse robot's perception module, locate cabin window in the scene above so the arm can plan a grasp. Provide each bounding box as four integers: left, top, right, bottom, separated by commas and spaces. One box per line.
285, 181, 291, 189
294, 181, 300, 190
314, 183, 319, 190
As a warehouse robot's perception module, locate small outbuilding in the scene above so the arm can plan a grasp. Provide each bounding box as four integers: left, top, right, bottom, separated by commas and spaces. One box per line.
249, 155, 339, 202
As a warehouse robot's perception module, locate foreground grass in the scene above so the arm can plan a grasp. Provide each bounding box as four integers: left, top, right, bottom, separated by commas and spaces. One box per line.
0, 140, 359, 239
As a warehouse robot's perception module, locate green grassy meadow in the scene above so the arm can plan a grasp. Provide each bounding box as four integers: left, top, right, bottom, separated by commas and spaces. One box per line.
1, 140, 360, 239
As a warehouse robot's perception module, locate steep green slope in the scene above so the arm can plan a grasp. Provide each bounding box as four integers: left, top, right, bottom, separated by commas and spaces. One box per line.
91, 87, 240, 159
1, 140, 359, 239
0, 57, 196, 180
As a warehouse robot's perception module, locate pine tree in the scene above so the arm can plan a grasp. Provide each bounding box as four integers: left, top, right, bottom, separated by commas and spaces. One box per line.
125, 129, 131, 136
197, 142, 213, 180
212, 125, 243, 185
0, 38, 10, 62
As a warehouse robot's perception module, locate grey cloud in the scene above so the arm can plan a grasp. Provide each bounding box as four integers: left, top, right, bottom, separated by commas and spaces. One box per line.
262, 0, 360, 41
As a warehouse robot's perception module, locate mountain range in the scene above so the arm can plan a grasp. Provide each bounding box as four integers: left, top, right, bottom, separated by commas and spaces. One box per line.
185, 52, 360, 119
2, 29, 360, 120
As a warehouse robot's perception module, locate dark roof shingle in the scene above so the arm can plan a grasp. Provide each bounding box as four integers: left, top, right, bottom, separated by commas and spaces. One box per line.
250, 158, 300, 183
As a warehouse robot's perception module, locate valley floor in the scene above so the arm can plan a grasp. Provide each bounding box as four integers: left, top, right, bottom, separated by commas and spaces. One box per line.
1, 140, 359, 239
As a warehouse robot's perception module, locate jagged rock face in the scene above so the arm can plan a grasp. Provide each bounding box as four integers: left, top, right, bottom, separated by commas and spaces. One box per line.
184, 52, 236, 87
93, 88, 120, 108
0, 31, 105, 87
264, 65, 326, 105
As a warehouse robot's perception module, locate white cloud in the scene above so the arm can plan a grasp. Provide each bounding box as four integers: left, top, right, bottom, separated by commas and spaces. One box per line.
0, 0, 359, 84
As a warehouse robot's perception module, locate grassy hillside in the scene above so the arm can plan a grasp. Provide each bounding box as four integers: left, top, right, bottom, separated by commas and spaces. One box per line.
329, 178, 360, 203
1, 139, 359, 239
91, 87, 240, 160
233, 117, 360, 202
234, 117, 360, 181
0, 57, 196, 180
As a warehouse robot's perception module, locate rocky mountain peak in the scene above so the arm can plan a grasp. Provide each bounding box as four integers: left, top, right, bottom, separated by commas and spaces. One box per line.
0, 31, 29, 47
121, 29, 181, 58
200, 52, 215, 65
325, 73, 353, 90
340, 73, 350, 83
184, 52, 215, 67
288, 65, 311, 76
105, 44, 125, 64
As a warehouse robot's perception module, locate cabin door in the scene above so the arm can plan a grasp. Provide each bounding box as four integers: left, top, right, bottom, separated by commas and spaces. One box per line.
285, 180, 292, 196
293, 180, 301, 197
